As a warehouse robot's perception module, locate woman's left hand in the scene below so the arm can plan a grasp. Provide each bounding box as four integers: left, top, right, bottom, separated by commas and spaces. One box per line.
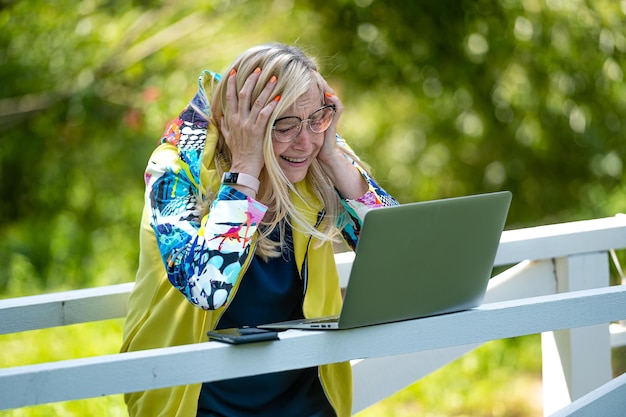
314, 74, 369, 199
314, 74, 342, 164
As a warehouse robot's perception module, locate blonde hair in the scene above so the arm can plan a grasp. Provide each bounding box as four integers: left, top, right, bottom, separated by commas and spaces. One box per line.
207, 43, 355, 259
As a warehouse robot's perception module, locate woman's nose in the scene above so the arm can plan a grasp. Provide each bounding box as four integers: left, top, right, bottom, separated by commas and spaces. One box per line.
292, 124, 313, 147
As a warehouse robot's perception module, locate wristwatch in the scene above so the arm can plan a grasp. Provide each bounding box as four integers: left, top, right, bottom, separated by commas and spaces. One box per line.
221, 172, 260, 193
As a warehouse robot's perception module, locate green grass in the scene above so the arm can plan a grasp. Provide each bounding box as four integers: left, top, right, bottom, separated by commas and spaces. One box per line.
0, 320, 127, 417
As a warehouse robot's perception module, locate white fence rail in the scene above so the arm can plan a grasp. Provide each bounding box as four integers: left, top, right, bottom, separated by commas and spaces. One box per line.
2, 215, 626, 415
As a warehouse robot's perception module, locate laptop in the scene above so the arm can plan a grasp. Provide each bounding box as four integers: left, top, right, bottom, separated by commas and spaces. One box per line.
259, 191, 512, 330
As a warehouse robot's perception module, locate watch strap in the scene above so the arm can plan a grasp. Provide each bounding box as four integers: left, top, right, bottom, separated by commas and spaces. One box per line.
221, 172, 260, 193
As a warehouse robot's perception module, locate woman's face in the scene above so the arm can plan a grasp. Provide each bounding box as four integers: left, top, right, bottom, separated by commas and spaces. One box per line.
272, 87, 325, 183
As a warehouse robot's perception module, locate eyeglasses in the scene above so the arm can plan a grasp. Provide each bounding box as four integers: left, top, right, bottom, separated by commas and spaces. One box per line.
272, 105, 336, 143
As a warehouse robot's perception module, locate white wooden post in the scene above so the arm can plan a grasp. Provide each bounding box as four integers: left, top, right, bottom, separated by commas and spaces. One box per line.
542, 252, 612, 416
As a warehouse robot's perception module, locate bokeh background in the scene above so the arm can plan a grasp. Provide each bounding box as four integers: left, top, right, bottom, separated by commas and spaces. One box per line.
1, 0, 625, 416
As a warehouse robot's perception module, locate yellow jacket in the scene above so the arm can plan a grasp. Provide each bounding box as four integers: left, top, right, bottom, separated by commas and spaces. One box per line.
121, 71, 396, 417
121, 181, 351, 417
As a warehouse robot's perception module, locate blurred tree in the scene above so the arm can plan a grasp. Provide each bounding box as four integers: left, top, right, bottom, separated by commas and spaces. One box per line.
307, 0, 626, 226
1, 0, 625, 292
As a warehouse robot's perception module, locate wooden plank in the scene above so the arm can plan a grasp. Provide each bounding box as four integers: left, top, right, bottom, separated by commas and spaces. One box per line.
495, 215, 626, 266
0, 283, 133, 334
338, 216, 626, 286
1, 285, 625, 410
2, 216, 625, 333
548, 371, 626, 417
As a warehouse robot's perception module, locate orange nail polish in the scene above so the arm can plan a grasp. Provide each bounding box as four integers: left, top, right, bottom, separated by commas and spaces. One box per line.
269, 75, 277, 83
325, 92, 333, 98
229, 69, 236, 76
274, 95, 281, 102
254, 67, 261, 74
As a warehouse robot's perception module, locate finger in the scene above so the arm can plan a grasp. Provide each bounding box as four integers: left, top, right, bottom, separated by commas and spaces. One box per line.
316, 73, 338, 101
324, 90, 338, 106
318, 74, 343, 115
324, 91, 343, 127
251, 75, 278, 117
256, 94, 281, 129
324, 87, 342, 109
237, 67, 262, 113
225, 69, 239, 115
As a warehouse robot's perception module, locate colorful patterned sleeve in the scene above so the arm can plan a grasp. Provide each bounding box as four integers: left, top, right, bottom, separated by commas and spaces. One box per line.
335, 136, 399, 249
146, 116, 267, 310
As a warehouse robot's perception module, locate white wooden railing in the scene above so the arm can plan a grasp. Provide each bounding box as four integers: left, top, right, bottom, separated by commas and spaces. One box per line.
2, 215, 626, 416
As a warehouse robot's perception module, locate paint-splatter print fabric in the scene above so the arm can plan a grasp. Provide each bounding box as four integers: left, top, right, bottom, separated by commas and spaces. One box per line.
145, 91, 398, 311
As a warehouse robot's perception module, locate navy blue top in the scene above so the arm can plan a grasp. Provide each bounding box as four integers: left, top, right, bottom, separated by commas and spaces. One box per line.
197, 226, 336, 417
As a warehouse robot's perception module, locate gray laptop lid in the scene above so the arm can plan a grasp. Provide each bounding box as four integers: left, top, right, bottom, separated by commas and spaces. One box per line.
337, 191, 511, 329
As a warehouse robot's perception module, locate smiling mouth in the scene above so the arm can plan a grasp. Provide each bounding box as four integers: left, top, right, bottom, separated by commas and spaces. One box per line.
281, 155, 308, 163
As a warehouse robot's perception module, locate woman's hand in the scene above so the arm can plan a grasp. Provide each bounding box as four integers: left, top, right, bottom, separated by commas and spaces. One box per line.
314, 74, 369, 199
220, 68, 279, 180
315, 74, 344, 164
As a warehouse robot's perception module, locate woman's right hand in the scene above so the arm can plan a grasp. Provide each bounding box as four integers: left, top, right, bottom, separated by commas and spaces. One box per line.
220, 68, 279, 180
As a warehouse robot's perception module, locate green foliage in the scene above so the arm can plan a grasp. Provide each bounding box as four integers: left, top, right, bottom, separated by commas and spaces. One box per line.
0, 320, 127, 417
307, 0, 626, 226
3, 0, 625, 291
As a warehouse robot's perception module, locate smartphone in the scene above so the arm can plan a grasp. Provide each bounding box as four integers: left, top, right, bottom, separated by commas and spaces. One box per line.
207, 327, 279, 345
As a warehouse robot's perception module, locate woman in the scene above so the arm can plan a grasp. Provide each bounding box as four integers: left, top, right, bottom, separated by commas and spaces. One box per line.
121, 43, 398, 417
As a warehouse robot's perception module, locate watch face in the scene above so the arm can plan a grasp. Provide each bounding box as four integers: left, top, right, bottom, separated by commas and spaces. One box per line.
223, 172, 238, 183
